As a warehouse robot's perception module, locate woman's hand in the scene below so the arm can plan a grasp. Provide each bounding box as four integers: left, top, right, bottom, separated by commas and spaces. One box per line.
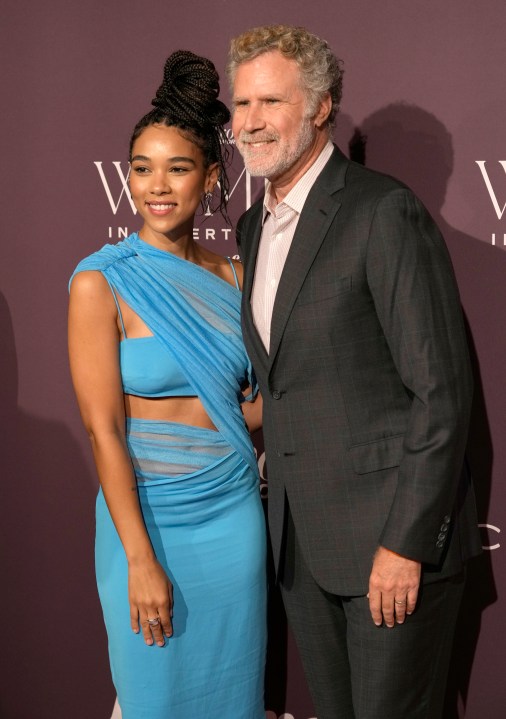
128, 556, 174, 646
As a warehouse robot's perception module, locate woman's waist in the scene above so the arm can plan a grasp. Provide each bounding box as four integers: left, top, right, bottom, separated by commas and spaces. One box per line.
125, 416, 256, 493
124, 394, 217, 432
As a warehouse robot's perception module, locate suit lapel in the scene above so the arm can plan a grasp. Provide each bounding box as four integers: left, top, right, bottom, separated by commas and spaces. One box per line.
239, 202, 270, 372
268, 147, 348, 370
241, 203, 263, 305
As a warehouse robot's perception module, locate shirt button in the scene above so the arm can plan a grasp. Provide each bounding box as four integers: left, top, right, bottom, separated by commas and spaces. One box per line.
272, 390, 281, 400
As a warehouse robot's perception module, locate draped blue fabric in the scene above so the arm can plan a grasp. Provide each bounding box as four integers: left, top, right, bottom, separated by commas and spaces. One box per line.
95, 420, 267, 719
70, 232, 258, 475
70, 235, 266, 718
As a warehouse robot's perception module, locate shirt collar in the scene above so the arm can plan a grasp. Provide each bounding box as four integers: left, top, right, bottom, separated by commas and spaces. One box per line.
262, 140, 334, 223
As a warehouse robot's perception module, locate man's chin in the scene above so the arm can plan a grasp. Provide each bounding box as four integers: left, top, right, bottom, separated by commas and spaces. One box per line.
241, 157, 276, 178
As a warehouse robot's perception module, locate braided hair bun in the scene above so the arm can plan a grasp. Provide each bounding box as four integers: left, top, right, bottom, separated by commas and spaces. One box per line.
129, 50, 231, 217
151, 51, 230, 129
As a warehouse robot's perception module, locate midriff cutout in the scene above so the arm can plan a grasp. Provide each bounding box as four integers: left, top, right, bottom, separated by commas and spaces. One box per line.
124, 394, 218, 431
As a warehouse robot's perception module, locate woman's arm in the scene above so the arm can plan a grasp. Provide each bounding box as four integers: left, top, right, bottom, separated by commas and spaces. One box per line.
241, 391, 263, 433
68, 270, 173, 646
231, 258, 264, 433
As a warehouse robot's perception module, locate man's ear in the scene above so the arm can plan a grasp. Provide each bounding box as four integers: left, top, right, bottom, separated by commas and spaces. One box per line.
315, 92, 332, 128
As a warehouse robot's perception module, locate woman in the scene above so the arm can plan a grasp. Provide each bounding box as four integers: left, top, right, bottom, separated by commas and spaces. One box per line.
68, 51, 266, 718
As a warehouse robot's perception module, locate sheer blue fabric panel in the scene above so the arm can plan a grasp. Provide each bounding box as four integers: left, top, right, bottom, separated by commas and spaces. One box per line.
69, 234, 258, 475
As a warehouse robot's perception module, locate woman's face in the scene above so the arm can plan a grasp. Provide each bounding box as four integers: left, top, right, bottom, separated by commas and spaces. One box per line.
129, 124, 218, 247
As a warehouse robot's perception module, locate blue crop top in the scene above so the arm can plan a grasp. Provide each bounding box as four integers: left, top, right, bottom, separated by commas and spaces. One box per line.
110, 258, 240, 398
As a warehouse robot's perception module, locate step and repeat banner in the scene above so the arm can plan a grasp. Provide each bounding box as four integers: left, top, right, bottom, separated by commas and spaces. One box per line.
1, 1, 505, 717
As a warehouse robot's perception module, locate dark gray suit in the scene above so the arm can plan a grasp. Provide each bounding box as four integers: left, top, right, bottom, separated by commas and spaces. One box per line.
237, 146, 481, 718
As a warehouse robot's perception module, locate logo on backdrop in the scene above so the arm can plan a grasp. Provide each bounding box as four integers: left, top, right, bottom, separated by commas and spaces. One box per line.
255, 448, 268, 500
478, 523, 501, 551
94, 132, 261, 242
475, 160, 506, 246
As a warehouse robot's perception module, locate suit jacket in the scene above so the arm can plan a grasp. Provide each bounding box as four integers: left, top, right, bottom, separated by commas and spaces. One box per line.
237, 145, 481, 596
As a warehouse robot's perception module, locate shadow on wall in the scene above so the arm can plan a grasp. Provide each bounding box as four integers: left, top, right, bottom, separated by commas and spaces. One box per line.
0, 291, 115, 719
350, 103, 500, 717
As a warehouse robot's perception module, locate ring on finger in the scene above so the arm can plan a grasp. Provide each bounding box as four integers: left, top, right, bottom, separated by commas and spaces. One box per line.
394, 599, 406, 606
147, 617, 160, 627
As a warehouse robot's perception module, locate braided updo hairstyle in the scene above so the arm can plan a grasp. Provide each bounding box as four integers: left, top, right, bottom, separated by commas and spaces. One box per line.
129, 51, 231, 217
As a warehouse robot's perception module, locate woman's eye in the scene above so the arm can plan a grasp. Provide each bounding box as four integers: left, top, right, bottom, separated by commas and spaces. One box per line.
170, 166, 189, 174
132, 166, 149, 174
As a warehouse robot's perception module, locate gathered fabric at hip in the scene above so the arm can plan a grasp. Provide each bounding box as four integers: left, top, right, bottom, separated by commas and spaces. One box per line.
96, 418, 267, 719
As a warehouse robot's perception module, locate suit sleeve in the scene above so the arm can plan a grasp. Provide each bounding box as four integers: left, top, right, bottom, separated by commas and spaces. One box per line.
365, 187, 473, 565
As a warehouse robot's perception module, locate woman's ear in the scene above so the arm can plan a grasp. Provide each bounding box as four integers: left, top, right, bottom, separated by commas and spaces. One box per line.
205, 162, 220, 192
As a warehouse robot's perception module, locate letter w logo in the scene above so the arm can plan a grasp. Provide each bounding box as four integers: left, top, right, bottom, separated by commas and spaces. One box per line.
476, 161, 506, 220
94, 162, 137, 215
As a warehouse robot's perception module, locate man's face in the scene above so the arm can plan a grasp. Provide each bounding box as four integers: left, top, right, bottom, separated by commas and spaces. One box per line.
231, 50, 317, 186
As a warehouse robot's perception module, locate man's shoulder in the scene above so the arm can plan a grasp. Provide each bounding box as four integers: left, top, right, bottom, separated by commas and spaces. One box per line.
318, 146, 409, 200
347, 159, 408, 193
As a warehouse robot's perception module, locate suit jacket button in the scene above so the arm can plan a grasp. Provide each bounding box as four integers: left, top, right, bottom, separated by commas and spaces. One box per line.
436, 540, 445, 548
438, 532, 446, 541
440, 523, 449, 533
272, 390, 281, 400
443, 515, 451, 524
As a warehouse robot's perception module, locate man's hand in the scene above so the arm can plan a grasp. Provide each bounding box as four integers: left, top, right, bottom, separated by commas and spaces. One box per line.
368, 546, 421, 627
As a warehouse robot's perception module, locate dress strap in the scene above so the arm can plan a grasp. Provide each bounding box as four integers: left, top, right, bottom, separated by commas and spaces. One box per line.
106, 279, 127, 338
226, 257, 240, 290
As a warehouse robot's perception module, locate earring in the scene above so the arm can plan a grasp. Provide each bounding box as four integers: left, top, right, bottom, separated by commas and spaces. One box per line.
204, 191, 213, 216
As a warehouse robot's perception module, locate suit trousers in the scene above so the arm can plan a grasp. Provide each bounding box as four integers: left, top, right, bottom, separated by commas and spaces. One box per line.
279, 505, 465, 719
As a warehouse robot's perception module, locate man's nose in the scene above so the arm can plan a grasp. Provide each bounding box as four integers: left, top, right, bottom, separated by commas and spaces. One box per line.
242, 103, 266, 133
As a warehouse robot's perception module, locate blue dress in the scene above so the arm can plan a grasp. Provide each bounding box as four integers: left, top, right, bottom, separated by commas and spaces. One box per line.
71, 234, 267, 718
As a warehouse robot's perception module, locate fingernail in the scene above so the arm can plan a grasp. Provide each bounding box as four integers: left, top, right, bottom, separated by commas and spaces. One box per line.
157, 640, 165, 647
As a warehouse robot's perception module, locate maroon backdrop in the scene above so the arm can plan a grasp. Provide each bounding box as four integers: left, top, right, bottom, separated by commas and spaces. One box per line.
1, 1, 505, 717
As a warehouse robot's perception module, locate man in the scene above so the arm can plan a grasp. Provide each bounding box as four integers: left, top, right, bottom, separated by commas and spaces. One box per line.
228, 25, 481, 719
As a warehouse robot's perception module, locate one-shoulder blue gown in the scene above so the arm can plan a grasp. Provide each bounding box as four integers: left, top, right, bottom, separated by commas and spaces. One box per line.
71, 234, 266, 718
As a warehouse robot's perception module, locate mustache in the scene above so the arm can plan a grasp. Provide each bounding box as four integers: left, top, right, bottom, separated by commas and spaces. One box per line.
238, 131, 279, 143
